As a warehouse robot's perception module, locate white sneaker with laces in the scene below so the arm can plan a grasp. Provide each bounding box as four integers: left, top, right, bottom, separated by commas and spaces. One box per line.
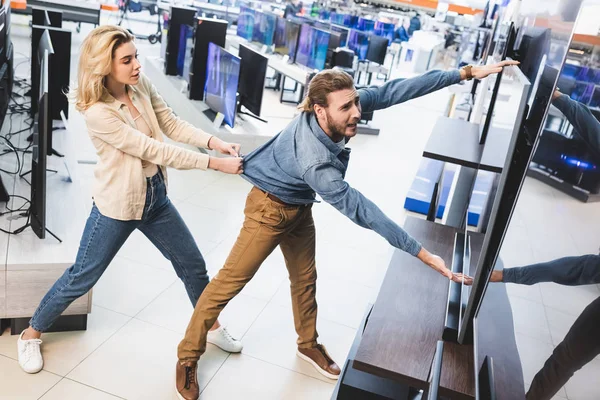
17, 330, 44, 374
207, 326, 243, 353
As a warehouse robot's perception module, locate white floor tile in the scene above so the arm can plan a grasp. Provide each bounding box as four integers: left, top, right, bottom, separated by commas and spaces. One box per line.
540, 282, 599, 317
271, 274, 374, 329
92, 256, 177, 317
136, 279, 267, 340
515, 333, 555, 385
200, 354, 334, 400
509, 296, 553, 344
564, 358, 600, 400
545, 306, 579, 346
0, 355, 62, 400
0, 306, 130, 377
240, 302, 355, 383
39, 378, 122, 400
67, 319, 227, 399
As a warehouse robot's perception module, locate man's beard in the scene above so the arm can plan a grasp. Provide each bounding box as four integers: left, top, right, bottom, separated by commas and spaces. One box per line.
325, 110, 357, 139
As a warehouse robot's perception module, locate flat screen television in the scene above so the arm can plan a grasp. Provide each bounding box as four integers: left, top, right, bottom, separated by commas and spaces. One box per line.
274, 18, 300, 61
357, 17, 375, 33
478, 22, 515, 144
374, 20, 395, 45
309, 28, 330, 70
366, 35, 388, 65
253, 11, 276, 46
238, 44, 268, 118
343, 14, 358, 29
237, 5, 254, 41
204, 43, 240, 128
330, 11, 344, 25
330, 24, 349, 47
348, 29, 369, 61
31, 30, 53, 240
295, 24, 313, 68
460, 0, 584, 345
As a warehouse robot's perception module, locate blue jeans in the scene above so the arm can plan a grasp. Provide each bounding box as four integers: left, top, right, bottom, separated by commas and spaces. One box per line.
29, 171, 210, 332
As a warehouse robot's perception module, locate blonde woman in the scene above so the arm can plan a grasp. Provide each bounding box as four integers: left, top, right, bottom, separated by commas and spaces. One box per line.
17, 25, 244, 374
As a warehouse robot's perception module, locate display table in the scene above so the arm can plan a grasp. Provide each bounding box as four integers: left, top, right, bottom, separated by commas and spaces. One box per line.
0, 125, 92, 335
333, 217, 524, 399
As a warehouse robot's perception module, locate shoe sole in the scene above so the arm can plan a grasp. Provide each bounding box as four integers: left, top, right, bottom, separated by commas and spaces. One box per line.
175, 389, 194, 400
296, 350, 340, 380
206, 338, 243, 354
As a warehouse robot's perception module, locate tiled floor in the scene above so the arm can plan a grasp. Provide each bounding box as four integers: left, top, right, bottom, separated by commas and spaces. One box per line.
0, 13, 599, 400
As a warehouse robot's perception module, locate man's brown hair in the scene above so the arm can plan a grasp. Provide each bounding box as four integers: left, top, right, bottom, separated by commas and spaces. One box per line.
298, 69, 355, 113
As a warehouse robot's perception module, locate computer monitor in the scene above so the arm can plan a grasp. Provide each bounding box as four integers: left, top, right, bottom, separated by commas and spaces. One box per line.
238, 44, 268, 118
347, 29, 369, 61
295, 24, 313, 68
31, 30, 53, 240
325, 31, 342, 69
309, 28, 330, 71
366, 35, 388, 65
204, 43, 240, 128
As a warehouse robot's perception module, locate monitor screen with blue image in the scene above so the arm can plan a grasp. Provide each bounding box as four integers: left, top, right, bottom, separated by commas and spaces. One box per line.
274, 17, 286, 47
343, 14, 358, 29
375, 21, 395, 45
589, 86, 600, 109
319, 9, 330, 21
237, 5, 254, 40
309, 28, 330, 70
253, 12, 276, 46
330, 24, 349, 47
348, 29, 369, 60
570, 82, 595, 104
177, 24, 193, 78
330, 12, 344, 25
295, 24, 313, 68
357, 17, 375, 33
204, 43, 241, 128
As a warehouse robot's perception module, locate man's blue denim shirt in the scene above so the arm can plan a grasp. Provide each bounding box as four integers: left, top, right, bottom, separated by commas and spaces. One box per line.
241, 69, 462, 257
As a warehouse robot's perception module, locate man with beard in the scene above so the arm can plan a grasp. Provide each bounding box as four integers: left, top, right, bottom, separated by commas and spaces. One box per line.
175, 62, 517, 400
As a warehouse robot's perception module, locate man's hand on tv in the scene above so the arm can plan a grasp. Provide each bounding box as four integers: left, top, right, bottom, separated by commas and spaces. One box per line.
469, 60, 520, 80
417, 248, 464, 283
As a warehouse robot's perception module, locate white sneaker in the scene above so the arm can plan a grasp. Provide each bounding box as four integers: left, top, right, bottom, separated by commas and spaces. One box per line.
207, 326, 243, 353
17, 330, 44, 374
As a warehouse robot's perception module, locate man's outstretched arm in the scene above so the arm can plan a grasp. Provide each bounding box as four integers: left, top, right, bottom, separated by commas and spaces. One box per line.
500, 255, 600, 286
303, 163, 461, 282
358, 60, 520, 114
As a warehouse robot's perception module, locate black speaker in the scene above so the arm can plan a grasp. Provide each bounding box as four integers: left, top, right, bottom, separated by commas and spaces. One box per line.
332, 48, 354, 69
164, 5, 196, 76
188, 17, 228, 101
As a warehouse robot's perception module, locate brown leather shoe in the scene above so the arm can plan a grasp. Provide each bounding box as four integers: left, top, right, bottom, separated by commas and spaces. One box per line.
176, 361, 199, 400
297, 344, 341, 380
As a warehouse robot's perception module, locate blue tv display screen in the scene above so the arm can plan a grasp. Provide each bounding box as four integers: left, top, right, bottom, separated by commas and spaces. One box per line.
357, 17, 375, 33
204, 43, 241, 128
274, 17, 286, 47
348, 29, 369, 60
295, 24, 313, 68
330, 24, 349, 47
330, 11, 344, 25
253, 11, 276, 46
237, 5, 254, 40
375, 21, 395, 45
343, 14, 358, 29
310, 28, 330, 70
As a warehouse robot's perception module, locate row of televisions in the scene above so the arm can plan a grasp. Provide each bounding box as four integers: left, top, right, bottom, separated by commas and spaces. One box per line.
238, 7, 392, 67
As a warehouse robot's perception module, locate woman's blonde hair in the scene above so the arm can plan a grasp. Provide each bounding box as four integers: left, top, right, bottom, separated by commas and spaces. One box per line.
69, 25, 134, 111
